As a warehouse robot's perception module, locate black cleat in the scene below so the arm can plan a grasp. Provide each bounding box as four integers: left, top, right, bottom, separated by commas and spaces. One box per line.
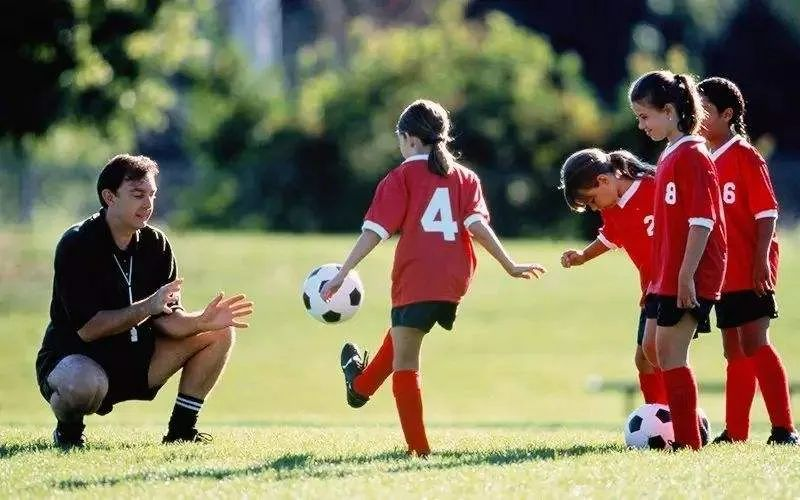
341, 342, 369, 408
712, 429, 734, 444
162, 428, 213, 444
767, 427, 799, 445
670, 441, 689, 451
53, 424, 86, 450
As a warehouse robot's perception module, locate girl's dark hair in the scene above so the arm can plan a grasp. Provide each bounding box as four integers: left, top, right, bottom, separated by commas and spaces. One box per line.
629, 70, 705, 135
698, 77, 749, 141
97, 154, 159, 208
396, 99, 455, 177
559, 148, 655, 212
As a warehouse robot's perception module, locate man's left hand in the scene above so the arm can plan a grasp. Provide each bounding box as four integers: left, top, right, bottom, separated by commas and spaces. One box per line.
197, 292, 254, 332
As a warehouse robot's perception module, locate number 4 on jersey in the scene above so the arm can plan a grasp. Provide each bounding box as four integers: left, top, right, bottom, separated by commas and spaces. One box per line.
421, 187, 458, 241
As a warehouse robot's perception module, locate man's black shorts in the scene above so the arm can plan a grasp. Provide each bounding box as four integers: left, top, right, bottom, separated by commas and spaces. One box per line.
715, 290, 778, 329
36, 326, 161, 415
391, 301, 458, 333
653, 295, 716, 334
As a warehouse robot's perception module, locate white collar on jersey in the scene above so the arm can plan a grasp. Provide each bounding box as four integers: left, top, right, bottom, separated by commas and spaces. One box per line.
709, 134, 743, 161
617, 179, 642, 208
660, 135, 705, 161
402, 154, 429, 164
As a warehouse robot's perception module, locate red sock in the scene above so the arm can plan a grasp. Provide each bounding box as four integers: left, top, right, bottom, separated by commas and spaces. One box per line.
639, 370, 668, 404
725, 356, 757, 441
752, 345, 795, 431
663, 366, 701, 450
353, 331, 393, 397
392, 370, 429, 456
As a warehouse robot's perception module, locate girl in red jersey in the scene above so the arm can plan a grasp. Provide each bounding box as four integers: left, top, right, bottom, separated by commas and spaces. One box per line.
559, 148, 666, 405
629, 70, 728, 450
698, 77, 797, 445
320, 99, 546, 457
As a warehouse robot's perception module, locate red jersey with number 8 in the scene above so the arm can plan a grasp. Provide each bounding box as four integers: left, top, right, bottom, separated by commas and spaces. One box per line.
363, 154, 490, 307
650, 136, 727, 300
711, 135, 779, 292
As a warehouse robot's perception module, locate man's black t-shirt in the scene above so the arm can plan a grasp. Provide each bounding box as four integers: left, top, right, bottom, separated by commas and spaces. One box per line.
36, 210, 179, 380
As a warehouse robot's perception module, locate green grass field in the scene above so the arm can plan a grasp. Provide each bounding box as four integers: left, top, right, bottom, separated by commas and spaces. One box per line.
1, 226, 799, 498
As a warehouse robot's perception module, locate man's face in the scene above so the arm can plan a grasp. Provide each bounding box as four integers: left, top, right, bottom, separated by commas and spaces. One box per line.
105, 173, 157, 229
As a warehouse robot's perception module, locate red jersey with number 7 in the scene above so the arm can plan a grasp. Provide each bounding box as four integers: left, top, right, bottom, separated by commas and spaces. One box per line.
596, 177, 656, 301
711, 135, 779, 293
650, 136, 727, 300
362, 154, 490, 307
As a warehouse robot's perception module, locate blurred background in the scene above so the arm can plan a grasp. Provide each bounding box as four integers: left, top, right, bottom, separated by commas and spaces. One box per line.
2, 0, 800, 430
2, 0, 799, 235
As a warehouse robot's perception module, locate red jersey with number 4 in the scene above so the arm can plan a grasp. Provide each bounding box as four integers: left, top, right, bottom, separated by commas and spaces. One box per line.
363, 154, 490, 307
711, 135, 780, 292
597, 177, 656, 300
651, 136, 727, 300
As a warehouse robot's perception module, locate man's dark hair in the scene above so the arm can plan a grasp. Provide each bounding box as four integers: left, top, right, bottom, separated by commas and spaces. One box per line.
97, 154, 159, 208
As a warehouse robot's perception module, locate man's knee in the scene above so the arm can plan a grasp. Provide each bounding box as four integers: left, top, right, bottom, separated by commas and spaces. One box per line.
209, 326, 236, 352
48, 355, 109, 414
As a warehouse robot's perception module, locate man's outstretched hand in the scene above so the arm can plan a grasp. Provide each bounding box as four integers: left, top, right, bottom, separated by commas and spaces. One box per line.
197, 292, 254, 331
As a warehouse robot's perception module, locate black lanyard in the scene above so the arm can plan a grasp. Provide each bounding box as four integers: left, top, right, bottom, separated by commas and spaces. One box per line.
113, 254, 138, 343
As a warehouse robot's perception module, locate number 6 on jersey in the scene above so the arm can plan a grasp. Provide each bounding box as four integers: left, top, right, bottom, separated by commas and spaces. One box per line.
421, 187, 458, 241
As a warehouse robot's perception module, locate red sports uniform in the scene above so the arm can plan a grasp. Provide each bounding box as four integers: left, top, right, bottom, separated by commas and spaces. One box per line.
362, 154, 490, 307
597, 177, 656, 300
650, 136, 727, 300
710, 135, 779, 292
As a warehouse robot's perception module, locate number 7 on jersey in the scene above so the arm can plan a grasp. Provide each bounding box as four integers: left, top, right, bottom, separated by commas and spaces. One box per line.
421, 187, 458, 241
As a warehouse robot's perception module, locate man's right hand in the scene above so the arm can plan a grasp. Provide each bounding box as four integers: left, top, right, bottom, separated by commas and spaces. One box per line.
147, 278, 183, 315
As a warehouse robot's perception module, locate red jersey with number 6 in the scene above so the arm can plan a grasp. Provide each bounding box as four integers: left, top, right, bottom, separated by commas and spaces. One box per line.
650, 136, 727, 300
597, 177, 656, 301
363, 154, 490, 307
711, 135, 779, 293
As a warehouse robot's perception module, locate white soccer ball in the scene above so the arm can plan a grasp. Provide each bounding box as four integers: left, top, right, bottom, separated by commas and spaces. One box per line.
625, 403, 674, 449
625, 403, 712, 449
301, 263, 364, 324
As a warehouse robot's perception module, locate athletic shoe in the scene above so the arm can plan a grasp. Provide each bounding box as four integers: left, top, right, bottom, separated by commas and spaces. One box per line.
341, 342, 369, 408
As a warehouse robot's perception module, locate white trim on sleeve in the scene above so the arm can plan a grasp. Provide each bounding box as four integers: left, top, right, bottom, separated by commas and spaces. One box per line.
362, 220, 390, 240
597, 232, 618, 249
464, 213, 486, 228
688, 217, 714, 229
754, 209, 778, 220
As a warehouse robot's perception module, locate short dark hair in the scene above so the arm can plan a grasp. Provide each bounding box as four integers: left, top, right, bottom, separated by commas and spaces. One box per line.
629, 70, 705, 135
97, 154, 160, 208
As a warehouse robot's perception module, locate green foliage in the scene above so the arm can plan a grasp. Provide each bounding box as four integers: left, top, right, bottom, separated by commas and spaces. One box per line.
178, 2, 608, 235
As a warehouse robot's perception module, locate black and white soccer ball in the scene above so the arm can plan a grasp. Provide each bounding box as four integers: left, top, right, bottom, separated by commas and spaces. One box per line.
625, 403, 675, 449
625, 403, 711, 449
301, 263, 364, 324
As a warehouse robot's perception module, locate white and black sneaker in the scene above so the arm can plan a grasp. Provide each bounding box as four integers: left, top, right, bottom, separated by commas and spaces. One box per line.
340, 342, 369, 408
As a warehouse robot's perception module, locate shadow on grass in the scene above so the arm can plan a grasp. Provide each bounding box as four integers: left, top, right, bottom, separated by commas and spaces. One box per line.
0, 440, 53, 459
53, 443, 622, 490
1, 439, 156, 459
